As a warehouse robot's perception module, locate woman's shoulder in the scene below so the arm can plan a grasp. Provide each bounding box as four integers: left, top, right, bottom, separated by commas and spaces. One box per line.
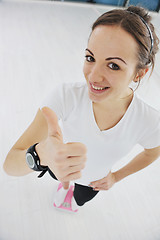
134, 93, 160, 124
134, 93, 160, 113
61, 81, 87, 91
60, 81, 88, 101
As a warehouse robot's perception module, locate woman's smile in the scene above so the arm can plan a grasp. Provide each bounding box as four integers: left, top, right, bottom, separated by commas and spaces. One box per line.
89, 81, 110, 94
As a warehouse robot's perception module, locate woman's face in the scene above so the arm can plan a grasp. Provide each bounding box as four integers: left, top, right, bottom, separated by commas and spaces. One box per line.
83, 25, 139, 104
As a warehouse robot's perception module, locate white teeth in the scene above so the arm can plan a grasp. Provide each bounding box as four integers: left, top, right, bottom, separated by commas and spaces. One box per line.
92, 84, 106, 90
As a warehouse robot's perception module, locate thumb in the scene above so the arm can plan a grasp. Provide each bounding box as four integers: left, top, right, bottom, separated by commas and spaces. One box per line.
41, 107, 63, 142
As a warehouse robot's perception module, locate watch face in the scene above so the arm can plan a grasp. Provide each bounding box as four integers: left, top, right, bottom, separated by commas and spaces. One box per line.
26, 153, 35, 169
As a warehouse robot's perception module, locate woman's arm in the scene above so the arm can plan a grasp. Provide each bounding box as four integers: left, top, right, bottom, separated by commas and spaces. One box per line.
3, 109, 48, 176
113, 146, 160, 183
3, 107, 87, 183
89, 146, 160, 191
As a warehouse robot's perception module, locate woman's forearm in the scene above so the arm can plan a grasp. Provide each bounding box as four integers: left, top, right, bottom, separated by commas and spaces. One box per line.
3, 148, 33, 176
113, 151, 159, 183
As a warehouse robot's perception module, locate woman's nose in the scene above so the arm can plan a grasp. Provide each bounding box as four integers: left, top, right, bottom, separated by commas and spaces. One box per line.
89, 64, 104, 82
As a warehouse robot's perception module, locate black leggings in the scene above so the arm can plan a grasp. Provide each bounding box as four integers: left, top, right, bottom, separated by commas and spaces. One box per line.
48, 169, 99, 206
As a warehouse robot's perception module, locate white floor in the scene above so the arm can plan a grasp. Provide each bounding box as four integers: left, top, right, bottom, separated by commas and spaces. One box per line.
0, 1, 160, 239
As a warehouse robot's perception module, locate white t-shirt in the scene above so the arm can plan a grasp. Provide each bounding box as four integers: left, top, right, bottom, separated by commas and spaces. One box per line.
40, 82, 160, 185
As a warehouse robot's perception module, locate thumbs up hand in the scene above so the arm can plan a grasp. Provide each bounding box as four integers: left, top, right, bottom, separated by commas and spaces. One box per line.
42, 106, 63, 143
36, 107, 87, 183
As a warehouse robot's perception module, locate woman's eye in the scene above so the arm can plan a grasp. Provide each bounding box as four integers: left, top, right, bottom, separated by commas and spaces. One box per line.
85, 55, 95, 62
108, 63, 120, 70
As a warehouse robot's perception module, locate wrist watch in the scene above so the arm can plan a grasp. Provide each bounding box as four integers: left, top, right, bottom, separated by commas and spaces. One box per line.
26, 143, 48, 171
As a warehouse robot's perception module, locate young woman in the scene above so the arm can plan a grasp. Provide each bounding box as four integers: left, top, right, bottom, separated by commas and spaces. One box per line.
4, 5, 160, 213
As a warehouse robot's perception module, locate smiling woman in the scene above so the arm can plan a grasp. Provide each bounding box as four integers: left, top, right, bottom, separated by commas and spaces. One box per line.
3, 5, 160, 213
83, 25, 138, 105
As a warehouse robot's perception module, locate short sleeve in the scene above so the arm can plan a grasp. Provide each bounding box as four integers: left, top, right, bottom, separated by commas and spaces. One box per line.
138, 114, 160, 149
39, 83, 74, 121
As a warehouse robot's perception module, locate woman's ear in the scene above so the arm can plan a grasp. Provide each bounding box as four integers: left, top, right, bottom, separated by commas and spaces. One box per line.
133, 68, 149, 82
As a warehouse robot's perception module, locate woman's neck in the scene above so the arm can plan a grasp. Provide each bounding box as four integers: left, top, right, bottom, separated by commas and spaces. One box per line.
92, 88, 134, 113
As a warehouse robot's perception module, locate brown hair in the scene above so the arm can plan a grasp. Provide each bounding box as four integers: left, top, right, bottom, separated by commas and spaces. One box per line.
91, 5, 159, 76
